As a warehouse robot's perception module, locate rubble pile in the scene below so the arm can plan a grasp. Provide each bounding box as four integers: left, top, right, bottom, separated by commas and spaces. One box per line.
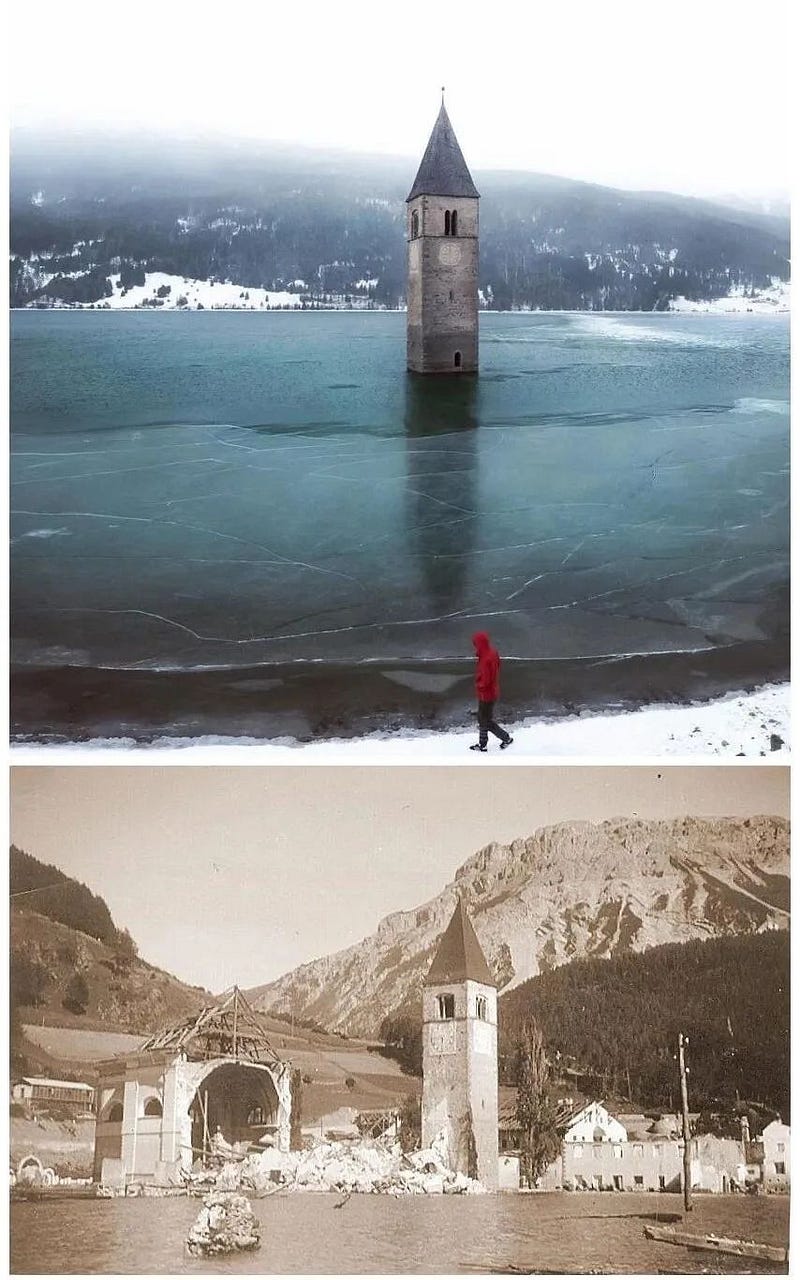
203, 1138, 486, 1197
185, 1192, 261, 1256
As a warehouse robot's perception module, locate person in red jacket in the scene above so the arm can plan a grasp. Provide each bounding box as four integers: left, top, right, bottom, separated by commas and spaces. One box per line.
470, 631, 513, 752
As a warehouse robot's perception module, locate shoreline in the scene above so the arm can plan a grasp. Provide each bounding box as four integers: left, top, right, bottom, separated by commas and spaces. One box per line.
11, 681, 790, 759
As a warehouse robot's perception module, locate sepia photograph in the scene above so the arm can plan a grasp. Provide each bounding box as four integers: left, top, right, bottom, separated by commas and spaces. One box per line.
8, 0, 790, 758
9, 765, 790, 1273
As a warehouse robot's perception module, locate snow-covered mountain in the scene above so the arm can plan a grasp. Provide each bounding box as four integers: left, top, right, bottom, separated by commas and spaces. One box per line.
248, 816, 789, 1038
10, 130, 790, 311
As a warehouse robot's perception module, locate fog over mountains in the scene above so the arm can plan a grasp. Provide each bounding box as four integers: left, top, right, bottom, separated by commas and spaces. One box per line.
248, 816, 789, 1039
10, 130, 790, 311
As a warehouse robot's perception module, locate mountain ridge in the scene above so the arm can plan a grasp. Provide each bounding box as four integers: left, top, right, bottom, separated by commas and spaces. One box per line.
10, 131, 789, 311
248, 816, 789, 1037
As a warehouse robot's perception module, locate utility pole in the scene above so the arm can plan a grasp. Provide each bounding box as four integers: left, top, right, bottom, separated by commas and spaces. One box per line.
677, 1033, 692, 1213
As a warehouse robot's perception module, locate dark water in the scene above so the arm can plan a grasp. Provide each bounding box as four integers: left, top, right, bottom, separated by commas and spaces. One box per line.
11, 310, 789, 741
9, 1192, 789, 1274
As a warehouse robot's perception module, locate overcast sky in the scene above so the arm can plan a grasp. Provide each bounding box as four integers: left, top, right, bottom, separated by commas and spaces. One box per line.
9, 0, 790, 199
10, 766, 788, 993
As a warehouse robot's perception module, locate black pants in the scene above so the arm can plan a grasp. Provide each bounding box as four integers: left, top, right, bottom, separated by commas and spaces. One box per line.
478, 700, 510, 747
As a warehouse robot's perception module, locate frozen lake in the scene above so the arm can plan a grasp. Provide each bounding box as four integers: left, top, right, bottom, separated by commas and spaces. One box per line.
10, 310, 789, 742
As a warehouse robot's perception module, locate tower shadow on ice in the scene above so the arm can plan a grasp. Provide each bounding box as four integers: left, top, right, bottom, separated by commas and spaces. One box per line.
404, 374, 479, 613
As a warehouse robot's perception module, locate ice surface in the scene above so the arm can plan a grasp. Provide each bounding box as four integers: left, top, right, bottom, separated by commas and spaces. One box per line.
10, 310, 789, 739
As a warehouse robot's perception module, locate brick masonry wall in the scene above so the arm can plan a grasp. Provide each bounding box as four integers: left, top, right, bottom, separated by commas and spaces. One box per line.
421, 979, 498, 1187
407, 195, 479, 373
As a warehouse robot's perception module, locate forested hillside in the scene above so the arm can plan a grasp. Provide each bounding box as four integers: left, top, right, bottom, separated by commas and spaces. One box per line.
501, 932, 789, 1116
381, 933, 789, 1119
10, 129, 790, 310
11, 845, 120, 944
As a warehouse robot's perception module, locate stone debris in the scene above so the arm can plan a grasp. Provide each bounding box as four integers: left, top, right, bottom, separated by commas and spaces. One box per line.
186, 1192, 261, 1256
185, 1138, 486, 1197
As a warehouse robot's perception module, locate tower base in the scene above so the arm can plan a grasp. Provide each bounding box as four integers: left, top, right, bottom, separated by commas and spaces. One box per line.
407, 327, 478, 375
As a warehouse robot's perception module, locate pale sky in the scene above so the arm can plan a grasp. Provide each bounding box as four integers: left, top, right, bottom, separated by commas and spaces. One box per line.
8, 0, 791, 199
10, 766, 788, 993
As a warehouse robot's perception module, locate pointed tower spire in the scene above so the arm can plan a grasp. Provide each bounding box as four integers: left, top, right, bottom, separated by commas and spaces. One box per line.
425, 896, 495, 987
407, 100, 480, 202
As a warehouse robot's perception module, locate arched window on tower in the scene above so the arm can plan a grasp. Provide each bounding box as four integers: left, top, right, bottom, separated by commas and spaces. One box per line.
454, 351, 462, 369
143, 1097, 163, 1118
451, 209, 458, 236
436, 993, 455, 1020
444, 210, 451, 236
411, 210, 419, 239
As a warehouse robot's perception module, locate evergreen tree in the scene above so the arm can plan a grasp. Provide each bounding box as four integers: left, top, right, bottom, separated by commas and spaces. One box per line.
514, 1017, 561, 1187
63, 971, 90, 1015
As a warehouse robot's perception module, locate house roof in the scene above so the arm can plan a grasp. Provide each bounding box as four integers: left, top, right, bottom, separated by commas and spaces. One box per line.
425, 897, 495, 987
407, 102, 480, 202
137, 986, 283, 1067
19, 1076, 93, 1091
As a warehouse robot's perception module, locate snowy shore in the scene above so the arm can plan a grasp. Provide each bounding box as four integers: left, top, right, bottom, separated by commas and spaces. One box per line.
11, 683, 789, 760
19, 272, 789, 313
668, 278, 790, 314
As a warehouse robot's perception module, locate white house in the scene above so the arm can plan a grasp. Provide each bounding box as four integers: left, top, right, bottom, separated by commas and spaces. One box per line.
760, 1120, 790, 1187
562, 1101, 628, 1145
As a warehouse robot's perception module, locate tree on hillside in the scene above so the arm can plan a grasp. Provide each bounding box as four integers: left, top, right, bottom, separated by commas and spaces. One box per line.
515, 1017, 561, 1187
11, 950, 52, 1008
379, 1012, 422, 1076
112, 927, 138, 974
63, 971, 90, 1015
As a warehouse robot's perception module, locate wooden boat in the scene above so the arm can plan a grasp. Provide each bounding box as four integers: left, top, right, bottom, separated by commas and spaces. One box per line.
643, 1222, 787, 1264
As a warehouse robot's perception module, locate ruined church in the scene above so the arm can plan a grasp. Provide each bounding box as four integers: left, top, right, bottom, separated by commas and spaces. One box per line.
422, 897, 499, 1188
406, 99, 480, 374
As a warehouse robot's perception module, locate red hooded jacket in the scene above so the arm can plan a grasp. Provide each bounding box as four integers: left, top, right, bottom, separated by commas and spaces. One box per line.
472, 631, 500, 702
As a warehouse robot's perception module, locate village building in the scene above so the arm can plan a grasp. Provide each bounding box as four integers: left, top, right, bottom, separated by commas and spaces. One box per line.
758, 1119, 790, 1188
12, 1076, 95, 1114
92, 987, 291, 1186
421, 898, 498, 1188
406, 97, 480, 374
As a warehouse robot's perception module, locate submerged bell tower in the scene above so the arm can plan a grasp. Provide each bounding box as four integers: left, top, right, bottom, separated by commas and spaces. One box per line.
421, 897, 498, 1188
406, 95, 480, 374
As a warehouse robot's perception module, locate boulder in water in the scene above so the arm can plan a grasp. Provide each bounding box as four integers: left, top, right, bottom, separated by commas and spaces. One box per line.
186, 1192, 260, 1257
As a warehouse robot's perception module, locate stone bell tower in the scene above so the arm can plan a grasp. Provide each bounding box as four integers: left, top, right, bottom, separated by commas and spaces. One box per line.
421, 897, 498, 1188
406, 95, 480, 374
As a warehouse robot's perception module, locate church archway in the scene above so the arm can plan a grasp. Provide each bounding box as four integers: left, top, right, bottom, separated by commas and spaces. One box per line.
189, 1062, 280, 1161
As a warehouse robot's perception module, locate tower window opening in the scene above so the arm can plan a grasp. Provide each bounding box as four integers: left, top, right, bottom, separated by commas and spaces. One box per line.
454, 351, 462, 369
411, 210, 419, 239
444, 210, 451, 236
449, 289, 454, 302
451, 209, 458, 236
476, 995, 488, 1020
436, 993, 455, 1020
247, 1105, 266, 1126
143, 1097, 163, 1118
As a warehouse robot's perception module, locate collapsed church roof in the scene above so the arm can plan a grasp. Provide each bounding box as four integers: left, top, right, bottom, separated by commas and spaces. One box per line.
138, 986, 283, 1066
425, 897, 495, 987
407, 101, 480, 202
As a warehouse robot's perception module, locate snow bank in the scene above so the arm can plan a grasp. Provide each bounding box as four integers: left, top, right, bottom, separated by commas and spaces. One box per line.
11, 683, 789, 760
669, 278, 790, 314
52, 273, 304, 311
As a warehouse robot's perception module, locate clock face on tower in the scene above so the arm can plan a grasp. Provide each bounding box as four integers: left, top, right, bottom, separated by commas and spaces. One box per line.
438, 242, 462, 266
